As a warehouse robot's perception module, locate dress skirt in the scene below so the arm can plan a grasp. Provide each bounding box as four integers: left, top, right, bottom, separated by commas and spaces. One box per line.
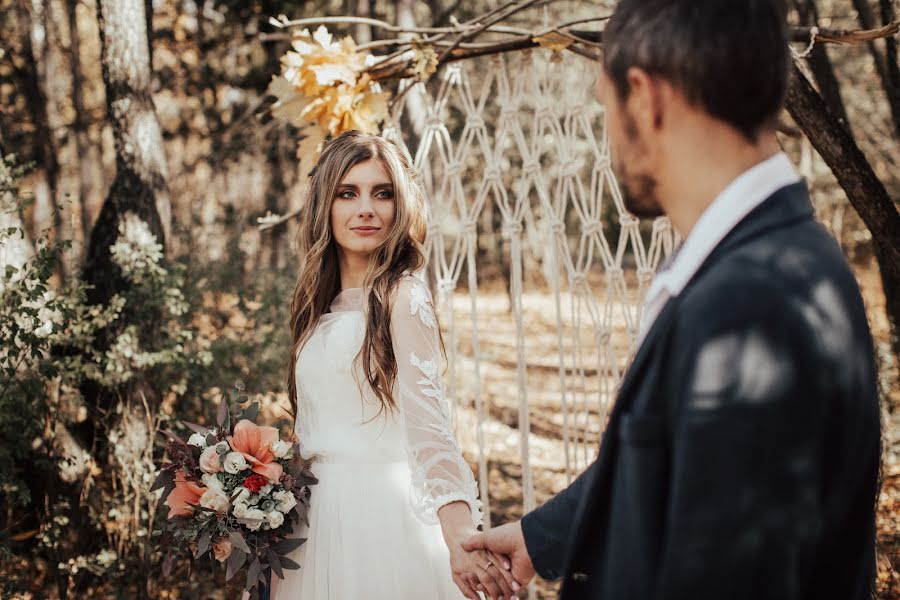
273, 459, 467, 599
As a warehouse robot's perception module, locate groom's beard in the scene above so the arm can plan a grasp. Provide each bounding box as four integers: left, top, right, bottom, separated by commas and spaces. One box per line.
613, 113, 665, 219
620, 171, 663, 219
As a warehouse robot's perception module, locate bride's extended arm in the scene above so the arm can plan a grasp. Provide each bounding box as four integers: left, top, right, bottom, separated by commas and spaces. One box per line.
390, 276, 516, 599
389, 276, 482, 527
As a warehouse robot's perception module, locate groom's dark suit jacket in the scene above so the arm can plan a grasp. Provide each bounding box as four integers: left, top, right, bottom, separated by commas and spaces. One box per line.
521, 182, 881, 600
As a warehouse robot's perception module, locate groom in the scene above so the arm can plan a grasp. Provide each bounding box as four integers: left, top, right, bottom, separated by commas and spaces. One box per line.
464, 0, 882, 598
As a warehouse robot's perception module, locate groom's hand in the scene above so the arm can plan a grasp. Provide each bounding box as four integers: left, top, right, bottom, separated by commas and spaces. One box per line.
463, 521, 535, 589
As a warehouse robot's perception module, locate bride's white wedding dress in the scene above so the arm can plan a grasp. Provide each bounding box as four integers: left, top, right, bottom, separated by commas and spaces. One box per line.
274, 275, 482, 599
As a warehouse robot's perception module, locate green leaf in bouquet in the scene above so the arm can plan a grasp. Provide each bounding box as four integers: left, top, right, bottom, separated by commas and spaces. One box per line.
149, 469, 175, 499
217, 398, 229, 430
267, 549, 284, 579
280, 556, 301, 571
241, 401, 260, 423
225, 547, 247, 581
296, 468, 319, 487
195, 530, 211, 558
181, 421, 209, 436
245, 558, 262, 592
205, 432, 218, 447
269, 537, 306, 555
229, 530, 251, 553
294, 497, 310, 526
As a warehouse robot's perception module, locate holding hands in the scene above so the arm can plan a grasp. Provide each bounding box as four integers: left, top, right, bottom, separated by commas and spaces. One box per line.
462, 521, 536, 595
439, 502, 522, 599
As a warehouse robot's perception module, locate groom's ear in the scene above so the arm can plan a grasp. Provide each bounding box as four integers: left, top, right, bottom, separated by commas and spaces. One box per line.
625, 67, 671, 134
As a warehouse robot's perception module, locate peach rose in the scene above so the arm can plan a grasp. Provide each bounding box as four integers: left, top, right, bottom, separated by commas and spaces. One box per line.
199, 446, 223, 473
227, 419, 283, 483
212, 538, 233, 563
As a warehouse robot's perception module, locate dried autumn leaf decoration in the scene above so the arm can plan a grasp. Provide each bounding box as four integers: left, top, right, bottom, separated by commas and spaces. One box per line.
268, 26, 391, 173
411, 39, 439, 81
532, 31, 574, 52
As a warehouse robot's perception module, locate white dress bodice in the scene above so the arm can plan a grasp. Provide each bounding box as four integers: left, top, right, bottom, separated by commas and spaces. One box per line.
293, 275, 482, 525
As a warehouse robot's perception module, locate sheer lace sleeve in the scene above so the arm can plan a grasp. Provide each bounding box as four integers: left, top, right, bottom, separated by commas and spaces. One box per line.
390, 275, 483, 528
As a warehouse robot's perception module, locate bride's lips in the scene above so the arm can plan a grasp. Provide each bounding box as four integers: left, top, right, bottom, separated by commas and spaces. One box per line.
351, 226, 381, 237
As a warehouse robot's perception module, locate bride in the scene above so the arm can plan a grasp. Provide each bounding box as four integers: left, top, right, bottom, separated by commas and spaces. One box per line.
269, 130, 519, 600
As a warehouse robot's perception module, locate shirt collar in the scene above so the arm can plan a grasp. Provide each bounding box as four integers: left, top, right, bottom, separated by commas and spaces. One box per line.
646, 152, 801, 302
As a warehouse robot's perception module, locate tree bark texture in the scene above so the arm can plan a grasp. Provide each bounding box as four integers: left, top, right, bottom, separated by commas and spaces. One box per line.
786, 62, 900, 357
793, 0, 851, 128
84, 0, 171, 307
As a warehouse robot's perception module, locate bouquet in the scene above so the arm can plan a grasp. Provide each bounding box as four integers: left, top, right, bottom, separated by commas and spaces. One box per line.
152, 384, 317, 598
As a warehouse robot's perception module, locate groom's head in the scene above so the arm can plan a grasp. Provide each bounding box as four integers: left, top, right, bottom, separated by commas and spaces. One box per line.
596, 0, 790, 218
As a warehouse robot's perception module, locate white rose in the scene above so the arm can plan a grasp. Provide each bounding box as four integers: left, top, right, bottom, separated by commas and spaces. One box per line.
259, 484, 273, 496
201, 473, 224, 492
242, 508, 266, 531
232, 487, 251, 504
232, 502, 248, 518
187, 433, 207, 448
273, 490, 297, 513
271, 440, 291, 459
199, 488, 229, 513
34, 321, 53, 338
223, 452, 248, 474
266, 510, 284, 529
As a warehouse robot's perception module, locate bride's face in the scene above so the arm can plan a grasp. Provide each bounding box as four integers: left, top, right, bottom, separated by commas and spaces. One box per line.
330, 159, 397, 260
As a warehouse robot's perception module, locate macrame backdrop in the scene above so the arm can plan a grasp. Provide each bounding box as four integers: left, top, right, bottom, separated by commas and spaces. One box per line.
384, 49, 675, 544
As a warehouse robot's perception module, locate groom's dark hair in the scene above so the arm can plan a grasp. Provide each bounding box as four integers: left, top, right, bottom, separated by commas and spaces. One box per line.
603, 0, 790, 141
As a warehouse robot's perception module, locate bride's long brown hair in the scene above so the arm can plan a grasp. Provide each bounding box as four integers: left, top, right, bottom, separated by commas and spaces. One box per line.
287, 130, 428, 422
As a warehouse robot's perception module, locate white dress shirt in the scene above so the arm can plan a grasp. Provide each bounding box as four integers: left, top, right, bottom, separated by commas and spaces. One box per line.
637, 152, 802, 346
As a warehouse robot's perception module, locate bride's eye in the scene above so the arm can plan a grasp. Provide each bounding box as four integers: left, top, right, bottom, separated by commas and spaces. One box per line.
375, 189, 394, 200
336, 189, 355, 199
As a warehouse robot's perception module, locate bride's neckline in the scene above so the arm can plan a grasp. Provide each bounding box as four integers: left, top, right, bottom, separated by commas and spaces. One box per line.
329, 287, 365, 313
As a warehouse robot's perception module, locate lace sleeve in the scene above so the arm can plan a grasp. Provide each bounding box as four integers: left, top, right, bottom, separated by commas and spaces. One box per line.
390, 275, 483, 528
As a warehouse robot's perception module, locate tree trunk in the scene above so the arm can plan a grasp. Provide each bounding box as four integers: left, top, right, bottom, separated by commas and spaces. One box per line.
793, 0, 851, 129
84, 0, 171, 309
77, 0, 171, 500
65, 0, 100, 253
395, 0, 427, 157
878, 0, 900, 138
15, 0, 62, 248
68, 7, 170, 594
786, 62, 900, 358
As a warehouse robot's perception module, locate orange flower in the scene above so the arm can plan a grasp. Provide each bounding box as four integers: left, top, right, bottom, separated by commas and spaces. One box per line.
227, 419, 284, 483
165, 472, 205, 519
